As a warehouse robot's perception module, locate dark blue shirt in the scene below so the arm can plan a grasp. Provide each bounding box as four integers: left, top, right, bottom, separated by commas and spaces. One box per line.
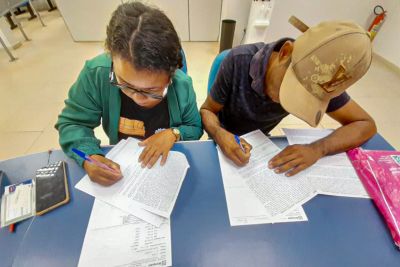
210, 39, 350, 136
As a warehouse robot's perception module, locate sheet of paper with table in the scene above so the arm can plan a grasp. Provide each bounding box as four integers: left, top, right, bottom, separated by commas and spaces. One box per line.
75, 137, 190, 226
78, 199, 171, 267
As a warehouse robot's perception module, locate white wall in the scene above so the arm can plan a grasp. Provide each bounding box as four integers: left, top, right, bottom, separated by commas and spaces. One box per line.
263, 0, 400, 67
373, 2, 400, 68
189, 0, 222, 41
221, 0, 251, 47
146, 0, 190, 41
56, 0, 221, 42
56, 0, 121, 41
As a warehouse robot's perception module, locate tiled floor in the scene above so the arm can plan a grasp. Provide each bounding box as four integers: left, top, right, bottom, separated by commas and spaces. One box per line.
0, 11, 399, 160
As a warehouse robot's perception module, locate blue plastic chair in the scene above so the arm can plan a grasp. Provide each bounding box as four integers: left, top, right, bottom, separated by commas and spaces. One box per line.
180, 49, 187, 74
207, 49, 230, 94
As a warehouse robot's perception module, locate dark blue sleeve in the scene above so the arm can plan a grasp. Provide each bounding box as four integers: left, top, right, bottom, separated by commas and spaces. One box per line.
326, 92, 351, 113
210, 52, 234, 105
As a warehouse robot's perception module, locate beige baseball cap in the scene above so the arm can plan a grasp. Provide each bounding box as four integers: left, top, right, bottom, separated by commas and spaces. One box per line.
279, 16, 372, 127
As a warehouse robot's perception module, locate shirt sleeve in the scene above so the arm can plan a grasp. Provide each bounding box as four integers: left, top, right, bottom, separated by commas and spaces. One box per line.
55, 63, 104, 166
209, 51, 234, 105
177, 75, 203, 140
326, 92, 351, 113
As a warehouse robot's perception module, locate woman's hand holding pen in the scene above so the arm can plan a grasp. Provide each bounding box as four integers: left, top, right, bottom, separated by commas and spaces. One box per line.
83, 155, 122, 186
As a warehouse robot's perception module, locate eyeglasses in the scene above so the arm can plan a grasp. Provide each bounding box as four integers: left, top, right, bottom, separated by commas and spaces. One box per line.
109, 62, 169, 100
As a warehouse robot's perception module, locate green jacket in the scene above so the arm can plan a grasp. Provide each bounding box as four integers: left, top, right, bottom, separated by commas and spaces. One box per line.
55, 54, 203, 166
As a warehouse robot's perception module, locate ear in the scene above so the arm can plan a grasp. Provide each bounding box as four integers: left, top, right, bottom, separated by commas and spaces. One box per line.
278, 41, 294, 65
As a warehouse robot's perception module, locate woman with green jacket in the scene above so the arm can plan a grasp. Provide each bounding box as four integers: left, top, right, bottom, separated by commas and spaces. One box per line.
56, 2, 203, 186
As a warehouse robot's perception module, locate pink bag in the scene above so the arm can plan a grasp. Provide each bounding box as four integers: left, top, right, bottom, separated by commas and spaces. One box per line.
347, 148, 400, 249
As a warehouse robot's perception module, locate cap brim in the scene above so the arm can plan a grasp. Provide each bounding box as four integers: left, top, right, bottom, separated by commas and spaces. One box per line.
279, 65, 328, 127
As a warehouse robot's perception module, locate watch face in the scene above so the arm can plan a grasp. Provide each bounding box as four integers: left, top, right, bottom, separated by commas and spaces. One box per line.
172, 128, 180, 140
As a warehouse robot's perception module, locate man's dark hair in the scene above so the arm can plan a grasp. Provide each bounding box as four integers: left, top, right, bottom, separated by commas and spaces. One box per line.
105, 2, 182, 76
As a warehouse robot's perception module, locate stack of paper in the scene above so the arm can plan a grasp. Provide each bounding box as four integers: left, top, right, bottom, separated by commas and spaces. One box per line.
218, 129, 369, 226
283, 128, 369, 198
76, 137, 189, 267
75, 137, 190, 226
218, 130, 313, 226
78, 199, 171, 267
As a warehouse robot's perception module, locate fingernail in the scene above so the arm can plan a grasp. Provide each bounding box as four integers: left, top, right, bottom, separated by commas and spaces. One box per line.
141, 163, 145, 168
274, 169, 279, 173
285, 173, 291, 177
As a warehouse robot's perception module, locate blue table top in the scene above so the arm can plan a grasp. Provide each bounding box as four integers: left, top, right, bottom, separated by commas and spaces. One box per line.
1, 134, 399, 267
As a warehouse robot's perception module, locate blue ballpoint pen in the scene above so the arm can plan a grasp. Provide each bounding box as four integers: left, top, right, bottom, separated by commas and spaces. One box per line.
72, 148, 118, 173
234, 135, 245, 152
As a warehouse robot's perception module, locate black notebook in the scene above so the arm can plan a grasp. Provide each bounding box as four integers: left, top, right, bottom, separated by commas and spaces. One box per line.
35, 161, 70, 215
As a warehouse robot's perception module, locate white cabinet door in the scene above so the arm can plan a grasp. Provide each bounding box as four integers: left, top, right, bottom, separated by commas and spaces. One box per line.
56, 0, 122, 41
147, 0, 190, 41
188, 0, 222, 41
56, 0, 222, 42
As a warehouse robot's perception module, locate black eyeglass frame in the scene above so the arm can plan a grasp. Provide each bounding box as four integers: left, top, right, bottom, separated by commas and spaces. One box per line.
109, 62, 169, 100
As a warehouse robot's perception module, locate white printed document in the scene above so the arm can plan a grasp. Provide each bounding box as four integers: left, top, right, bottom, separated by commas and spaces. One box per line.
0, 183, 35, 227
238, 131, 316, 216
283, 128, 369, 198
218, 128, 370, 225
76, 137, 190, 226
218, 130, 313, 225
78, 199, 171, 267
218, 148, 308, 225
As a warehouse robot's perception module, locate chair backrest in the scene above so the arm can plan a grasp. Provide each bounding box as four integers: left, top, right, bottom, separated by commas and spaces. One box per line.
207, 49, 230, 94
180, 49, 187, 74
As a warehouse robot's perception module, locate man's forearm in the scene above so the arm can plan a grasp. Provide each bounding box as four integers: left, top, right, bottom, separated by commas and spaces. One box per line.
311, 120, 377, 157
200, 108, 225, 140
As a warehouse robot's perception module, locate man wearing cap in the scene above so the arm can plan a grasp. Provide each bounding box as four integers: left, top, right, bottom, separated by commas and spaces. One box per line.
200, 19, 377, 176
